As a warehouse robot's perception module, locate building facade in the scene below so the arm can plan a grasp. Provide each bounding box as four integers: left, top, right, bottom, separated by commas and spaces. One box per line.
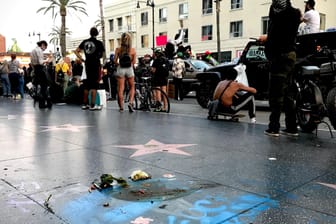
0, 34, 6, 53
103, 0, 335, 62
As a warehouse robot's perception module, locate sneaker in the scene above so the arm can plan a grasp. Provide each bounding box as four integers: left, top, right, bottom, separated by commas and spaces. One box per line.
280, 129, 299, 137
81, 104, 90, 110
250, 117, 256, 123
264, 129, 280, 137
89, 105, 102, 111
128, 104, 134, 113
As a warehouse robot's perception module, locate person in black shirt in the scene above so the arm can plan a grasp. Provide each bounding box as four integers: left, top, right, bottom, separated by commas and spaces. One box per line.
151, 49, 169, 112
260, 0, 301, 137
75, 27, 105, 110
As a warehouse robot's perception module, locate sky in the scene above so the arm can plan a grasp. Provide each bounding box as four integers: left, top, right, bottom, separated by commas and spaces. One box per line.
0, 0, 113, 52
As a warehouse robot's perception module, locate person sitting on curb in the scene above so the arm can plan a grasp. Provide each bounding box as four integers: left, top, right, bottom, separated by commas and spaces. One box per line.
209, 67, 257, 123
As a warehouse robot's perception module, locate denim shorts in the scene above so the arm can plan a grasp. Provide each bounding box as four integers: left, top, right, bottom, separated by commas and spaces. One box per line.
115, 66, 134, 78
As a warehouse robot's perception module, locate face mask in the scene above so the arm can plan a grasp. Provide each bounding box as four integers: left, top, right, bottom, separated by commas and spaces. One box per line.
272, 0, 288, 13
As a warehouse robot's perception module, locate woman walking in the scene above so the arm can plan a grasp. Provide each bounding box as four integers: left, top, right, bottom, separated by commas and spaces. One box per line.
114, 33, 136, 112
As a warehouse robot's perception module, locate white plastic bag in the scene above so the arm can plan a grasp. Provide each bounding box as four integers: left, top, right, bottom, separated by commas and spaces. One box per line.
81, 63, 87, 80
234, 63, 249, 86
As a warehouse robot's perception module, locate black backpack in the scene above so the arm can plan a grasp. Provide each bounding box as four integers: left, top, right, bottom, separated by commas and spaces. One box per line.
160, 57, 170, 77
119, 53, 131, 68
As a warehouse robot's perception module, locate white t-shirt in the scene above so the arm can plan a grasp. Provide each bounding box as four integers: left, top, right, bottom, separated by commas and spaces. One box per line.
303, 9, 320, 33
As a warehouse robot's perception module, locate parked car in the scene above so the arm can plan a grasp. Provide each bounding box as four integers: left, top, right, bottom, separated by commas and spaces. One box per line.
168, 58, 212, 96
194, 31, 336, 108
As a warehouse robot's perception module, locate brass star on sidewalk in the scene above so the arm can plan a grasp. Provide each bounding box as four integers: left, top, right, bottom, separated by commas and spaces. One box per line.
40, 123, 92, 132
113, 139, 196, 158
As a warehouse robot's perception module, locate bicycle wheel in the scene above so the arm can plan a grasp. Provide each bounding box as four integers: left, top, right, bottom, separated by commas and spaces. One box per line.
296, 81, 320, 133
150, 87, 170, 113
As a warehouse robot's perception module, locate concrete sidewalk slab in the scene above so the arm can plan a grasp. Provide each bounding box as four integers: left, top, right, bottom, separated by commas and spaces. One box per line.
0, 98, 335, 223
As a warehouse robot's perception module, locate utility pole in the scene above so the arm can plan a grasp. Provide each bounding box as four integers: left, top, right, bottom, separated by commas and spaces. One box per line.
215, 0, 221, 62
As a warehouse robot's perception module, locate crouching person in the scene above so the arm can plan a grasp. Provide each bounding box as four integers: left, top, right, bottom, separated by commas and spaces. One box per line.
208, 68, 257, 123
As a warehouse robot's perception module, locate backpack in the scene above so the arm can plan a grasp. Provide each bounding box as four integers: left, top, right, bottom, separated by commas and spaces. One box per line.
160, 57, 170, 77
119, 53, 131, 68
56, 64, 65, 83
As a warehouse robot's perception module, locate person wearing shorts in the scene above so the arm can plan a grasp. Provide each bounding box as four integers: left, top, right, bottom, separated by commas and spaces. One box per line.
75, 27, 105, 110
114, 32, 136, 112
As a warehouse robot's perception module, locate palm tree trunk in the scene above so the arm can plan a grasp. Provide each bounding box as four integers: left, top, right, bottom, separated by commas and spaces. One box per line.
60, 14, 66, 57
99, 0, 106, 59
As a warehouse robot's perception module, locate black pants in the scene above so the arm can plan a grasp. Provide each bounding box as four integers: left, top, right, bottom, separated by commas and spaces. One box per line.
173, 77, 183, 100
218, 92, 256, 118
33, 65, 51, 108
268, 52, 297, 131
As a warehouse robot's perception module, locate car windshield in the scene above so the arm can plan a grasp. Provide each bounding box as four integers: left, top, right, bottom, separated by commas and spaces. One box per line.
245, 45, 267, 61
189, 60, 212, 70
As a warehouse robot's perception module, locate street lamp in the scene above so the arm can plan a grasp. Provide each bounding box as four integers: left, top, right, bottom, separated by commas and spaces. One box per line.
215, 0, 221, 62
137, 0, 155, 53
28, 32, 41, 41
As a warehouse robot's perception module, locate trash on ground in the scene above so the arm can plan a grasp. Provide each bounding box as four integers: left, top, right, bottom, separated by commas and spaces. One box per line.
130, 170, 151, 181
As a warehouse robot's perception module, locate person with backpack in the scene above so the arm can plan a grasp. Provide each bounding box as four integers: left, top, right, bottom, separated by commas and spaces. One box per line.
114, 32, 136, 112
150, 49, 170, 112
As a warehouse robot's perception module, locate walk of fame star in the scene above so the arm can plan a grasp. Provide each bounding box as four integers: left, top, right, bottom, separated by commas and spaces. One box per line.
317, 182, 336, 190
40, 123, 92, 132
0, 114, 17, 120
113, 139, 196, 157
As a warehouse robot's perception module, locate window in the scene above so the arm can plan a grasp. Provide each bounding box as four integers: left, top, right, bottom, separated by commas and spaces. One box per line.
109, 39, 114, 51
159, 8, 167, 23
141, 12, 148, 26
179, 3, 188, 19
117, 17, 122, 31
231, 0, 243, 10
230, 21, 243, 38
261, 16, 269, 35
108, 19, 114, 32
246, 45, 267, 61
182, 28, 188, 43
201, 25, 212, 41
141, 34, 149, 48
202, 0, 212, 14
320, 13, 326, 31
126, 15, 132, 31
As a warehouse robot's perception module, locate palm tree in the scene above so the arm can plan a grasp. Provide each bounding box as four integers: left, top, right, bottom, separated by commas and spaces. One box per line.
48, 26, 72, 47
99, 0, 106, 59
37, 0, 87, 57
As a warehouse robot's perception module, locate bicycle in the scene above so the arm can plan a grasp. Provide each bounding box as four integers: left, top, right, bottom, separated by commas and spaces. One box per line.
294, 46, 336, 137
134, 75, 170, 113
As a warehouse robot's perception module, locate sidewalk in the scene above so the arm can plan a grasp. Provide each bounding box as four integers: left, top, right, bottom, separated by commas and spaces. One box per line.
0, 98, 335, 224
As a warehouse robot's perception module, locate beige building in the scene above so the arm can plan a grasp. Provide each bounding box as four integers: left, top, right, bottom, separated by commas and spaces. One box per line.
103, 0, 335, 62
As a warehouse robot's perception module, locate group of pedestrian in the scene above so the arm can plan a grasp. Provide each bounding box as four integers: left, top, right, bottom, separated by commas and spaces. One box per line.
0, 54, 25, 99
